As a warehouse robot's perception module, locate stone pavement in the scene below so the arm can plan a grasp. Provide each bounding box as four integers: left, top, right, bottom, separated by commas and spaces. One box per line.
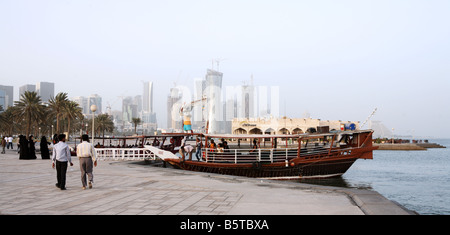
0, 149, 414, 215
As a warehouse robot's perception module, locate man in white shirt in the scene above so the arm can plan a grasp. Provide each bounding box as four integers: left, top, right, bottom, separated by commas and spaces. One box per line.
52, 134, 73, 190
76, 134, 97, 190
7, 136, 13, 149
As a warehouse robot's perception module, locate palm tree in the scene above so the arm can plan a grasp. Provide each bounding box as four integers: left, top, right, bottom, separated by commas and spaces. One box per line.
0, 106, 19, 136
13, 91, 46, 137
47, 92, 69, 134
93, 114, 115, 138
131, 117, 142, 135
63, 100, 83, 141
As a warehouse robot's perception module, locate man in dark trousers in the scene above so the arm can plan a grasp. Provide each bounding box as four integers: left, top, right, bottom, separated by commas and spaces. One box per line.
76, 134, 97, 190
51, 134, 73, 190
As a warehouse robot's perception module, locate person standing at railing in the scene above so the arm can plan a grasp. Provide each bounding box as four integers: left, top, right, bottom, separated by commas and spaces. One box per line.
76, 134, 97, 190
195, 137, 202, 161
217, 143, 224, 153
220, 138, 229, 152
209, 139, 216, 152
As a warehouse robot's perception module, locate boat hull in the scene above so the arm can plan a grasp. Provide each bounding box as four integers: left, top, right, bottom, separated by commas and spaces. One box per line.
165, 157, 358, 179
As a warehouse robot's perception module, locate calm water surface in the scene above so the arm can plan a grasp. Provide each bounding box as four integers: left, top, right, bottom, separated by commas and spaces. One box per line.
300, 139, 450, 215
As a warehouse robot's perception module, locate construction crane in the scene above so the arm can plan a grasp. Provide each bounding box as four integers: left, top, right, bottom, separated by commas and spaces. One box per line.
106, 102, 112, 115
360, 108, 377, 129
180, 96, 207, 133
210, 58, 227, 71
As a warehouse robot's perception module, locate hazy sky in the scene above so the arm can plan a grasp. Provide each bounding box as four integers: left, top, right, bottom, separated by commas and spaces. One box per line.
1, 0, 449, 138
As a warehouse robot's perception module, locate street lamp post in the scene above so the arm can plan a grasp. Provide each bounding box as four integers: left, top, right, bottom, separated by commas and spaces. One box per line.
91, 105, 97, 144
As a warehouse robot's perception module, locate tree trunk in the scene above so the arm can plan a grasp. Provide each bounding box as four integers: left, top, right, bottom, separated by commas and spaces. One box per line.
56, 113, 60, 134
67, 118, 71, 141
26, 111, 31, 138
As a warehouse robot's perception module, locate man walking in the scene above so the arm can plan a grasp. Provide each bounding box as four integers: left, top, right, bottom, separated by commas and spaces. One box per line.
7, 136, 13, 150
1, 136, 6, 154
52, 134, 73, 190
76, 134, 97, 190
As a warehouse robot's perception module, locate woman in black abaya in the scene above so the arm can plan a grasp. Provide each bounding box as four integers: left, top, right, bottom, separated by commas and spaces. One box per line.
28, 135, 37, 159
19, 135, 29, 160
40, 136, 50, 159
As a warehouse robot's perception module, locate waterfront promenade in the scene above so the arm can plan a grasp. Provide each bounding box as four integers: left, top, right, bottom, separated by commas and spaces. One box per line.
0, 149, 413, 215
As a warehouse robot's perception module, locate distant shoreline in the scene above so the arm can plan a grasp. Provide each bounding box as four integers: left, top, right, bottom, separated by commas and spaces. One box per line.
374, 143, 446, 151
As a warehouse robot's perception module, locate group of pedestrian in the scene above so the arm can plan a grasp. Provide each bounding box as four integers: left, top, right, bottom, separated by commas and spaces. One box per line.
51, 134, 97, 191
17, 135, 42, 160
3, 132, 97, 191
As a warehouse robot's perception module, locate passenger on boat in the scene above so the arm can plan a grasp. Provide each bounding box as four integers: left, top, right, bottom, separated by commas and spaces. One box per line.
179, 142, 194, 162
152, 138, 160, 147
217, 143, 224, 153
249, 144, 258, 153
253, 138, 258, 149
250, 139, 259, 153
184, 145, 194, 161
220, 138, 229, 151
209, 139, 216, 152
195, 137, 202, 161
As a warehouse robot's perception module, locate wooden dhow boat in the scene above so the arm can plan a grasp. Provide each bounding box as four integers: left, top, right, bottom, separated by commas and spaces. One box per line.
145, 129, 377, 179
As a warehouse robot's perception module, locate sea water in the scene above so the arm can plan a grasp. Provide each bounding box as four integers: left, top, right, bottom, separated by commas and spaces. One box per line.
301, 139, 450, 215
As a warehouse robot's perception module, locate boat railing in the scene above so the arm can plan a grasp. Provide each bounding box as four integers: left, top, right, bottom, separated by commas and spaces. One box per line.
94, 145, 356, 163
95, 148, 157, 161
202, 145, 353, 164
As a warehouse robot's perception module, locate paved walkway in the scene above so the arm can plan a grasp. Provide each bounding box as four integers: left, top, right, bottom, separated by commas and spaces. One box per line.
0, 149, 414, 215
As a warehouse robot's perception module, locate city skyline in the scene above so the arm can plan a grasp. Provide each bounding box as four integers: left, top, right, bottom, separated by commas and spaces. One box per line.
1, 1, 449, 138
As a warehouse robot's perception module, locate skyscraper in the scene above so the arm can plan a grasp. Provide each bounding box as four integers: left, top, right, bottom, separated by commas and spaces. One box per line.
72, 96, 89, 114
204, 69, 223, 134
88, 94, 102, 114
241, 84, 254, 119
19, 84, 36, 98
143, 82, 153, 113
0, 90, 5, 111
142, 81, 157, 125
167, 87, 181, 130
0, 85, 13, 109
122, 96, 136, 123
36, 82, 54, 103
192, 78, 206, 130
